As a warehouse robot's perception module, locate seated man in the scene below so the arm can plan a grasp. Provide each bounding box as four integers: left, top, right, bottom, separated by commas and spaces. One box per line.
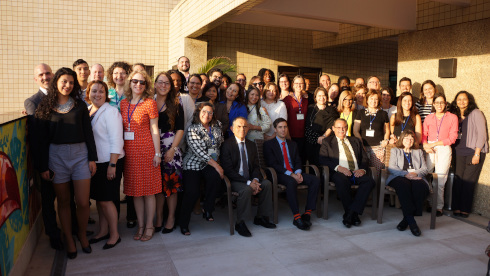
263, 118, 320, 230
319, 118, 375, 228
221, 117, 276, 237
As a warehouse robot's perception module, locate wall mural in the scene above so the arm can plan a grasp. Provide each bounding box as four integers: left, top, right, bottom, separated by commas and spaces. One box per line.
0, 118, 40, 276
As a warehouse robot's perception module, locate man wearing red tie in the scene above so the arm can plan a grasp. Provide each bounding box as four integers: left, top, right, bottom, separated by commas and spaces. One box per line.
264, 118, 320, 230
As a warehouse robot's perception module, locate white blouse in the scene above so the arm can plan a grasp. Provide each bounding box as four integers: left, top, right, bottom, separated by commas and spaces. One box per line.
246, 104, 272, 141
260, 100, 288, 137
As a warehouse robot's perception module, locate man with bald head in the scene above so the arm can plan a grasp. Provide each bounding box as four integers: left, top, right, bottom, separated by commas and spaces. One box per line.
24, 63, 53, 115
90, 63, 105, 82
320, 74, 331, 89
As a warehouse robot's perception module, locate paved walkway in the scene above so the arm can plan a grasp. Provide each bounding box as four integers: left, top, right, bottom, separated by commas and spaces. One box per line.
26, 192, 490, 276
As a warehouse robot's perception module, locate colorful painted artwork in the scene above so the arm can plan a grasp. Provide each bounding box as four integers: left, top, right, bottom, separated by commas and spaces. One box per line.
0, 118, 33, 276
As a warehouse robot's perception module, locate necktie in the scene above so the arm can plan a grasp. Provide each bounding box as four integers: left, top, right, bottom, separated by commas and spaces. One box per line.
240, 142, 250, 180
281, 141, 293, 172
341, 139, 355, 171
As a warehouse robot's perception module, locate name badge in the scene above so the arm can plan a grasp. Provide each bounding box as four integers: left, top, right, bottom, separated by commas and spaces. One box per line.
407, 169, 416, 173
296, 113, 304, 120
366, 129, 375, 137
208, 148, 218, 161
124, 132, 135, 140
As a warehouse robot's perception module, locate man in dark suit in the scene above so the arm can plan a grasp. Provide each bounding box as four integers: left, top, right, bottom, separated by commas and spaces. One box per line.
263, 118, 320, 230
319, 118, 375, 228
24, 64, 65, 250
222, 117, 275, 237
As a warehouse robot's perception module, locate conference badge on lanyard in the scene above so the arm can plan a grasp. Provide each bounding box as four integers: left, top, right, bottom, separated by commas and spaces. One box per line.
124, 98, 142, 141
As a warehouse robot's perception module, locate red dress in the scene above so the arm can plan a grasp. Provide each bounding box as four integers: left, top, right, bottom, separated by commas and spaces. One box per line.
120, 98, 162, 196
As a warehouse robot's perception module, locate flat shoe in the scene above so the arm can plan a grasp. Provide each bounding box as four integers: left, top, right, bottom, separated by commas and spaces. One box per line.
89, 233, 110, 244
409, 223, 421, 237
162, 227, 174, 234
459, 213, 469, 218
103, 237, 121, 250
436, 210, 443, 217
67, 251, 77, 259
396, 219, 408, 231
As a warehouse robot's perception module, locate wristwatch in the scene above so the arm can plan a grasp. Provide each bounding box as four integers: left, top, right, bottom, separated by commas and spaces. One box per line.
155, 153, 162, 157
109, 163, 116, 167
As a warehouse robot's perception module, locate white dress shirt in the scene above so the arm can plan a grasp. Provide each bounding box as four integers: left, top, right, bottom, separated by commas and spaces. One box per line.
335, 136, 359, 171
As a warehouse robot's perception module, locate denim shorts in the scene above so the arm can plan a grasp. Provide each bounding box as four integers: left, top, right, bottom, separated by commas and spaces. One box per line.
48, 143, 91, 183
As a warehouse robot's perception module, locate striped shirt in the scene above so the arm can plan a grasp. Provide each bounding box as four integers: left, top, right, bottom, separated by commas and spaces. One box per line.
415, 102, 432, 124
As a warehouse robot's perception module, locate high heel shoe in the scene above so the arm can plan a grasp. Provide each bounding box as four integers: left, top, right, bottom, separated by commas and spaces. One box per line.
140, 227, 155, 242
67, 251, 77, 259
77, 235, 92, 254
202, 210, 214, 221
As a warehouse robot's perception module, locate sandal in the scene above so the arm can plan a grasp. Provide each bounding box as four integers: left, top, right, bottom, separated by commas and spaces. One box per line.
140, 227, 155, 242
133, 227, 144, 241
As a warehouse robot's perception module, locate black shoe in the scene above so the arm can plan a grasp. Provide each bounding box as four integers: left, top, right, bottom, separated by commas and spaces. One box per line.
86, 230, 94, 236
396, 219, 409, 231
180, 227, 190, 236
253, 217, 276, 229
342, 212, 353, 228
127, 221, 137, 228
453, 212, 461, 217
202, 211, 214, 221
301, 214, 312, 227
88, 217, 96, 224
81, 244, 92, 254
235, 221, 252, 237
67, 251, 77, 259
352, 213, 361, 227
436, 210, 443, 217
293, 218, 310, 230
154, 226, 163, 232
426, 206, 432, 213
89, 233, 110, 244
162, 227, 174, 234
103, 237, 121, 250
409, 223, 421, 237
459, 213, 469, 218
49, 237, 64, 250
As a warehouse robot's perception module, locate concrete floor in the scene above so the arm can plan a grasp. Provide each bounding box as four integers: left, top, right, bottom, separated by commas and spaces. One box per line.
26, 191, 490, 276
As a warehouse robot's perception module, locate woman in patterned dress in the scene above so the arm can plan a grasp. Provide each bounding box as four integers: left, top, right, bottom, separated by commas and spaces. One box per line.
120, 70, 162, 242
153, 72, 185, 234
245, 87, 271, 141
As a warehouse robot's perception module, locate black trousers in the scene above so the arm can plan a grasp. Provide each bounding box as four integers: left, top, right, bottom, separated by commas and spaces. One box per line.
452, 154, 485, 213
389, 176, 429, 217
179, 166, 221, 228
331, 171, 374, 215
291, 137, 306, 165
305, 141, 321, 167
39, 174, 61, 239
276, 173, 319, 215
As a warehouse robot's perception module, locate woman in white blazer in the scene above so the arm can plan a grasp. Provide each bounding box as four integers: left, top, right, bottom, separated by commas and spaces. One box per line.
387, 130, 429, 237
86, 80, 125, 249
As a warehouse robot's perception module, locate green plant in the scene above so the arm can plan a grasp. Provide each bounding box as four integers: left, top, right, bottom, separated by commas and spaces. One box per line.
197, 56, 237, 74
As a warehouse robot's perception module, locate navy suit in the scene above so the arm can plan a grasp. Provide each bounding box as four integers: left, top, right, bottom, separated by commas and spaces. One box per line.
263, 138, 319, 215
319, 135, 375, 215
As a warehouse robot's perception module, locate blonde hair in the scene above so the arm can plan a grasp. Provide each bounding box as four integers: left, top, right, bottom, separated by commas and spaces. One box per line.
124, 70, 154, 101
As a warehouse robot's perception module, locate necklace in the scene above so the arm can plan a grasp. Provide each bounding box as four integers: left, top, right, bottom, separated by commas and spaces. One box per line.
55, 97, 74, 113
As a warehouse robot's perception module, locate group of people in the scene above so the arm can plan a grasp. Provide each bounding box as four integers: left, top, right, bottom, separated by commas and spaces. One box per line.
24, 57, 487, 259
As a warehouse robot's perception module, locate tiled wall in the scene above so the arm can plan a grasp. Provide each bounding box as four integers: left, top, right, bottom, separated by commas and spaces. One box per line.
398, 18, 490, 217
0, 0, 179, 113
198, 23, 398, 88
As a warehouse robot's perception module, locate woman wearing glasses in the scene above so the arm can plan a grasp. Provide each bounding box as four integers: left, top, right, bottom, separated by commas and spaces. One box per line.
277, 74, 292, 100
337, 90, 358, 136
179, 102, 224, 236
422, 92, 458, 216
120, 70, 162, 241
283, 75, 309, 163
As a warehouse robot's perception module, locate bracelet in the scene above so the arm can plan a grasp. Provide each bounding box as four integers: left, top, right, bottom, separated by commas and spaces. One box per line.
172, 146, 179, 151
155, 153, 162, 157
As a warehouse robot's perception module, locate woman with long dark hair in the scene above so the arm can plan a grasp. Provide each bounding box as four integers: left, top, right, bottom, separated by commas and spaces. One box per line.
36, 67, 97, 258
222, 83, 248, 138
390, 92, 422, 144
245, 87, 271, 141
277, 73, 292, 100
415, 80, 437, 123
449, 91, 488, 218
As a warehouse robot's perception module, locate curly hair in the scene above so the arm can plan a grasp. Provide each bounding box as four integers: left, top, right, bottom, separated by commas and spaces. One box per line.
449, 91, 479, 120
246, 88, 262, 120
35, 67, 81, 120
258, 68, 275, 83
85, 80, 110, 105
192, 102, 217, 125
107, 61, 132, 89
155, 72, 179, 131
124, 70, 154, 101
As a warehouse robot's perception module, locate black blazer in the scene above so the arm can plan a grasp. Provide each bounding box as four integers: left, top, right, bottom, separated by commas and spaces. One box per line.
221, 137, 262, 183
263, 138, 302, 174
318, 135, 370, 176
24, 90, 45, 115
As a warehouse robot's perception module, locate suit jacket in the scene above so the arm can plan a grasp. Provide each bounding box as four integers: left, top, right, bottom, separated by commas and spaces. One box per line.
221, 137, 262, 183
318, 135, 370, 176
24, 90, 45, 115
386, 148, 428, 185
90, 103, 125, 163
263, 138, 302, 175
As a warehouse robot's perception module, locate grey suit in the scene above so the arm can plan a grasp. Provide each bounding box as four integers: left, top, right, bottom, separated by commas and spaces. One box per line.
24, 90, 45, 115
386, 148, 428, 186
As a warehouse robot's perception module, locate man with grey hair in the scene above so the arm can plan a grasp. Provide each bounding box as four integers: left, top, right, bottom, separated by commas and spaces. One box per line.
320, 73, 331, 89
90, 63, 105, 82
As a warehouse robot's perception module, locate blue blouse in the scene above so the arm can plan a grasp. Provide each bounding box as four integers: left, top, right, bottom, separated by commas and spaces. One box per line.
221, 100, 248, 137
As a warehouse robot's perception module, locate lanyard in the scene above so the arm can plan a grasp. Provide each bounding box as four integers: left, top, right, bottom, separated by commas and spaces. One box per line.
114, 91, 124, 106
401, 115, 410, 131
292, 94, 303, 113
127, 98, 142, 131
208, 126, 215, 145
435, 112, 446, 141
341, 111, 351, 122
404, 151, 412, 168
369, 113, 376, 129
249, 105, 256, 114
158, 102, 166, 113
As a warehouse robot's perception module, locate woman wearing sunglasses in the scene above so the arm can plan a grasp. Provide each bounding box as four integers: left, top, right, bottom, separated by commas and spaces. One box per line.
120, 70, 162, 241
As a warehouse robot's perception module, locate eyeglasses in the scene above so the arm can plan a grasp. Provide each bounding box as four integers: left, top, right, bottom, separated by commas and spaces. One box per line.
156, 81, 170, 86
433, 101, 446, 105
237, 79, 246, 82
201, 110, 213, 116
368, 81, 380, 84
343, 98, 353, 102
131, 79, 146, 85
253, 82, 265, 87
